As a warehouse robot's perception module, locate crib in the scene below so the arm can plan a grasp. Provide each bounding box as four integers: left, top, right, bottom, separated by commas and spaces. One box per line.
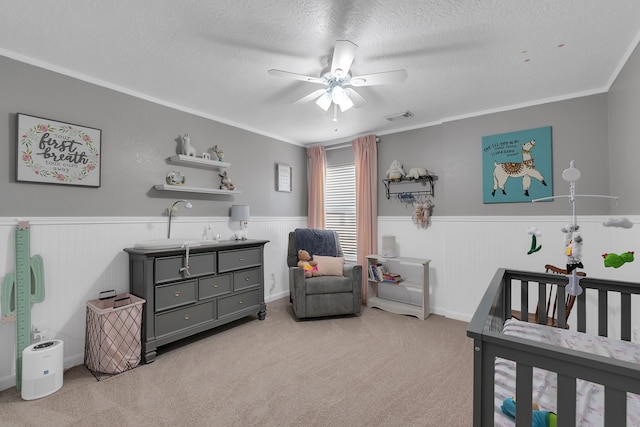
467, 268, 640, 426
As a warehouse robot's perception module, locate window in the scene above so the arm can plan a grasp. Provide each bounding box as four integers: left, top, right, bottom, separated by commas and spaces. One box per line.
325, 163, 356, 261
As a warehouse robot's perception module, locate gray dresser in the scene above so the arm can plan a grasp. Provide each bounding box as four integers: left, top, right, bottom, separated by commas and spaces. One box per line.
124, 239, 268, 363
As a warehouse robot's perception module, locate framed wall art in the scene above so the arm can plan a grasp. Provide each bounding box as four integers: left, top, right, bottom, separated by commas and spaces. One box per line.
16, 113, 102, 187
482, 126, 552, 204
276, 163, 292, 192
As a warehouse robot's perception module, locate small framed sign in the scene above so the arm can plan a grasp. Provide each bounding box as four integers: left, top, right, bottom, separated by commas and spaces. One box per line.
16, 113, 102, 187
276, 163, 292, 192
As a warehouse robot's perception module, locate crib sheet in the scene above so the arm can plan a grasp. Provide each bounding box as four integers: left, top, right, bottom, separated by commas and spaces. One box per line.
494, 318, 640, 426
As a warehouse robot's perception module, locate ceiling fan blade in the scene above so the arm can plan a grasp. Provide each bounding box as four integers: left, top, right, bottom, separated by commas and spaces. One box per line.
345, 88, 367, 107
331, 40, 358, 77
349, 70, 408, 86
293, 88, 327, 105
267, 69, 326, 84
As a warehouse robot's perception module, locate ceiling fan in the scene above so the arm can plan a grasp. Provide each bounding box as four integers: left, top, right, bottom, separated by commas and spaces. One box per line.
268, 40, 408, 114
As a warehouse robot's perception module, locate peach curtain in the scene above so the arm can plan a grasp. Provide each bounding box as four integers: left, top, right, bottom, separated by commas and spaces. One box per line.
306, 145, 326, 229
352, 134, 378, 303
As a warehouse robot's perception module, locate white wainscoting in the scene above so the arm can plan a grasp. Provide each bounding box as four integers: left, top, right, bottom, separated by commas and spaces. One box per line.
379, 215, 640, 329
1, 214, 638, 391
0, 216, 306, 391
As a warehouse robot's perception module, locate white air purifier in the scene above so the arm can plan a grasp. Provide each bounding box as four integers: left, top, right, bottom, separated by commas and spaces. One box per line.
21, 339, 64, 400
381, 235, 397, 258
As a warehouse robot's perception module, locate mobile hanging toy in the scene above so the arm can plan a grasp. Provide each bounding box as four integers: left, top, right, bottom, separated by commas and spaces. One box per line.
526, 226, 542, 254
533, 161, 617, 296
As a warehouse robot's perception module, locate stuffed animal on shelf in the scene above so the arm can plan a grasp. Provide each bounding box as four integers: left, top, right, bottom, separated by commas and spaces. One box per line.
219, 170, 235, 190
407, 167, 427, 179
297, 249, 319, 278
386, 160, 406, 181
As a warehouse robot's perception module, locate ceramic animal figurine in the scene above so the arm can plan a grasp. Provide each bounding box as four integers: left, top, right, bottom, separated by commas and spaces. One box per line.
180, 133, 197, 157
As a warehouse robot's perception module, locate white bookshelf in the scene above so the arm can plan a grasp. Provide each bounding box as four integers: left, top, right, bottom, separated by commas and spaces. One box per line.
366, 255, 430, 320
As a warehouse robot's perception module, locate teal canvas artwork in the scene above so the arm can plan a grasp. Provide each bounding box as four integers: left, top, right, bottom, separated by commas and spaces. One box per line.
482, 126, 552, 204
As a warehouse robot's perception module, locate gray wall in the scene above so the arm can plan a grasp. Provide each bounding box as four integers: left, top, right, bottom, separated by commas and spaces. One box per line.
1, 56, 307, 217
609, 42, 640, 214
377, 94, 611, 216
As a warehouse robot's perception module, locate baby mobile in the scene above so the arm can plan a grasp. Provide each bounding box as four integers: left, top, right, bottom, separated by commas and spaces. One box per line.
385, 160, 434, 228
528, 160, 631, 296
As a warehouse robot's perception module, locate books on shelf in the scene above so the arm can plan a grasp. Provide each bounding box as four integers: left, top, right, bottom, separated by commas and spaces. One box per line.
368, 264, 403, 284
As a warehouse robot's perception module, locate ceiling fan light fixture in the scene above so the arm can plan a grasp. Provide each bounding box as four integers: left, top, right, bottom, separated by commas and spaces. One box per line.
315, 92, 332, 111
339, 95, 354, 112
331, 85, 347, 104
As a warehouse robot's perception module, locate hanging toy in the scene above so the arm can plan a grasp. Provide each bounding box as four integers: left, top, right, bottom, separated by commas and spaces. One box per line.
412, 200, 432, 228
526, 226, 542, 254
602, 217, 633, 229
603, 251, 635, 268
562, 224, 584, 273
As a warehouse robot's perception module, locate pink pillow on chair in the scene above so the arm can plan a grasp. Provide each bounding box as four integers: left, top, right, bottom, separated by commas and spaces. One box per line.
313, 256, 344, 276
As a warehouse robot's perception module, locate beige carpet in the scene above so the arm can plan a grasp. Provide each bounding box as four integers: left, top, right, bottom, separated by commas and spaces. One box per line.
0, 298, 473, 427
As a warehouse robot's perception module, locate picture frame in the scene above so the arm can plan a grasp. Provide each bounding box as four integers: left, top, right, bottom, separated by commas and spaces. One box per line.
276, 163, 292, 192
481, 126, 552, 204
16, 113, 102, 187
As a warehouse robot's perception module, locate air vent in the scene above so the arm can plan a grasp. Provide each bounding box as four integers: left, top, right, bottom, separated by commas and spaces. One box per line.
385, 111, 414, 121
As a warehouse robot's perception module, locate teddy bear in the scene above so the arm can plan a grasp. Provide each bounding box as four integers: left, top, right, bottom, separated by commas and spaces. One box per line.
297, 249, 319, 278
219, 170, 235, 190
386, 160, 406, 181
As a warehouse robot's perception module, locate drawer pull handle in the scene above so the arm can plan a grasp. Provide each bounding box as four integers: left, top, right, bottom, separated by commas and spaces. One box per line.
238, 300, 243, 304
239, 257, 244, 261
174, 291, 181, 297
213, 284, 218, 288
184, 314, 190, 320
245, 277, 250, 281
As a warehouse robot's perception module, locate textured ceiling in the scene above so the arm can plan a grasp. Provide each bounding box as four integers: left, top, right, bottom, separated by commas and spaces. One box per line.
1, 1, 639, 146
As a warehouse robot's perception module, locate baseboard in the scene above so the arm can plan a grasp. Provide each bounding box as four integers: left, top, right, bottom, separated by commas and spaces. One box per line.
265, 291, 289, 303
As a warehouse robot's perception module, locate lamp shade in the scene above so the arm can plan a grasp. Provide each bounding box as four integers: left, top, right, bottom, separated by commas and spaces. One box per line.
230, 205, 250, 222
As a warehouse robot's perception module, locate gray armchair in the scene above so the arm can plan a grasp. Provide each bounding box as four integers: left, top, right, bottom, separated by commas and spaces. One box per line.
287, 230, 362, 318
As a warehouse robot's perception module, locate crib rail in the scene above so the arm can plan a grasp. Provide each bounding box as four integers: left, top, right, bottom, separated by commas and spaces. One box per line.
467, 268, 640, 426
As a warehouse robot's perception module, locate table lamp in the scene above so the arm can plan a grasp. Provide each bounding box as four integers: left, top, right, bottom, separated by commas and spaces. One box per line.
231, 205, 250, 240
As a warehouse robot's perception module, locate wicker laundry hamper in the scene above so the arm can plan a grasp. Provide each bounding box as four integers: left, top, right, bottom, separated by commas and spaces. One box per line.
85, 292, 145, 378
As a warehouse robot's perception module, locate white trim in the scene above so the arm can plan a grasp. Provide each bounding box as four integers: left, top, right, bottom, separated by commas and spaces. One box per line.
0, 49, 301, 147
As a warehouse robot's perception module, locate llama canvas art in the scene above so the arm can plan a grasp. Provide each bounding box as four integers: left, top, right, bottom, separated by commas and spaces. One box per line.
482, 126, 553, 204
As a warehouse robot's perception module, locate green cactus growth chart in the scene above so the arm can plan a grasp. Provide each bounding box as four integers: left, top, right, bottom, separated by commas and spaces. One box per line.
1, 221, 45, 391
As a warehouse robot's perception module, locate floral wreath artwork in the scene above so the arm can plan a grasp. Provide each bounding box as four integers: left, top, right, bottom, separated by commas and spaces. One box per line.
17, 113, 102, 187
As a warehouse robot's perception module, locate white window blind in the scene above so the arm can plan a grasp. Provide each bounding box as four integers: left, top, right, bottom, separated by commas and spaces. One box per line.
325, 163, 357, 261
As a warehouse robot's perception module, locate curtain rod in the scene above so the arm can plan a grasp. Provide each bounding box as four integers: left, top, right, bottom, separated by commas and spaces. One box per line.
324, 137, 380, 151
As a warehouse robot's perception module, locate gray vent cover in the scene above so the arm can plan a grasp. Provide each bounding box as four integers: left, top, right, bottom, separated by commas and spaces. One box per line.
385, 111, 414, 121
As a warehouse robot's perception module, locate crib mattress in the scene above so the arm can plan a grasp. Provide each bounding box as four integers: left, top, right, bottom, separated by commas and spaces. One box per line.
494, 319, 640, 426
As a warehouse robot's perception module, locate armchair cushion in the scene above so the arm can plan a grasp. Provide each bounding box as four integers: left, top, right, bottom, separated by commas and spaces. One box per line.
313, 255, 344, 276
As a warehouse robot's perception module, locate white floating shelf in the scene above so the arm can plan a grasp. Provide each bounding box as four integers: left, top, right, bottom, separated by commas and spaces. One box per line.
154, 184, 241, 195
168, 155, 231, 170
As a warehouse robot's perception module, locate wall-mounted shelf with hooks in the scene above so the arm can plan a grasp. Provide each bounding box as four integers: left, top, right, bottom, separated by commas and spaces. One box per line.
382, 175, 436, 200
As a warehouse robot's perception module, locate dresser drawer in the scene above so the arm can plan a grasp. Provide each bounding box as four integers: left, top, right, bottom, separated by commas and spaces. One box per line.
155, 253, 216, 283
155, 280, 196, 312
198, 274, 232, 300
218, 248, 261, 272
155, 301, 215, 337
218, 289, 262, 318
233, 267, 261, 291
